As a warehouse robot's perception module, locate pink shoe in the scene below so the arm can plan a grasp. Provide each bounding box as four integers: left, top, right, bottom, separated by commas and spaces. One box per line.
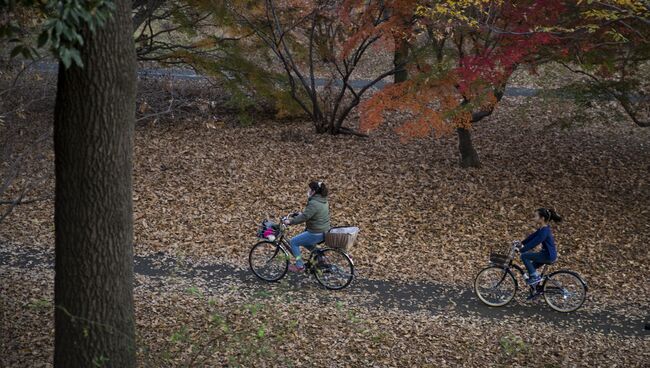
288, 264, 305, 273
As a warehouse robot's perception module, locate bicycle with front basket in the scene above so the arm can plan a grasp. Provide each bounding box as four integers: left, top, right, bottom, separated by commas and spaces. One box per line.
248, 215, 355, 290
474, 241, 587, 312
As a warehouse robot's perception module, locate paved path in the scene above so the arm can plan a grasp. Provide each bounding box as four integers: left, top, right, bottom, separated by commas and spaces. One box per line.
29, 61, 541, 97
1, 246, 647, 337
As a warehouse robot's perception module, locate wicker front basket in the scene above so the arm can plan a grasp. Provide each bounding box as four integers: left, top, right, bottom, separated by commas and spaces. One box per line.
325, 227, 359, 251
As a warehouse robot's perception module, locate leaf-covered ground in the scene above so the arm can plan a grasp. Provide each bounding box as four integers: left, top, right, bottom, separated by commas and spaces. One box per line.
2, 66, 649, 366
3, 90, 649, 316
2, 261, 648, 367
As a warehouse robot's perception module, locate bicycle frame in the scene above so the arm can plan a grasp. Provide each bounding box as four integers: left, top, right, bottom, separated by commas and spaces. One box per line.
267, 219, 353, 272
476, 241, 588, 312
265, 227, 291, 261
265, 221, 317, 264
490, 242, 546, 294
250, 215, 356, 290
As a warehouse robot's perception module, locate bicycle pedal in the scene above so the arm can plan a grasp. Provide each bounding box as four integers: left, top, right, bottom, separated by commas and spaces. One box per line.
526, 292, 542, 301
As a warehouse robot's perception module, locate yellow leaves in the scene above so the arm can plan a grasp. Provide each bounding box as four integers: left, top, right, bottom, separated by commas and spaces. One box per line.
578, 0, 650, 36
580, 0, 650, 14
583, 9, 621, 21
416, 0, 502, 28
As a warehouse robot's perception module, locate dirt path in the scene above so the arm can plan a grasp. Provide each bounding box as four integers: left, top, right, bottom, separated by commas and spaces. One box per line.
1, 245, 647, 338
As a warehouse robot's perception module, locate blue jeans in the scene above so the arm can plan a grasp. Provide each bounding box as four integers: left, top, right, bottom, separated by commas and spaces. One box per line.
290, 231, 324, 267
521, 251, 554, 277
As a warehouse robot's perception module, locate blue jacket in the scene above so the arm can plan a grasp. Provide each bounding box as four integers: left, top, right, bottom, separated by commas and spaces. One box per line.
521, 225, 557, 261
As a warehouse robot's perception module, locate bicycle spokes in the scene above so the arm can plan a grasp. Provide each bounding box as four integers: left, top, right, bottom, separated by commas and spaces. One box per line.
474, 267, 517, 307
312, 249, 354, 290
249, 241, 289, 282
543, 272, 586, 312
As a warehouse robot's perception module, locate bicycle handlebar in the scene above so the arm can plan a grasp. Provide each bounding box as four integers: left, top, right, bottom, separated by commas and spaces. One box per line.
271, 212, 302, 235
280, 212, 300, 224
279, 213, 295, 229
509, 240, 522, 258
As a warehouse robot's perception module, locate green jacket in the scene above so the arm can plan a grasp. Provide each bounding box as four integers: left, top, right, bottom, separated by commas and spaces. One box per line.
290, 194, 330, 233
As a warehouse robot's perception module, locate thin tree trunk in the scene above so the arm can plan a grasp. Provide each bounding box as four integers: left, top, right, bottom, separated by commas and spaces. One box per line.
457, 128, 480, 168
393, 39, 409, 83
314, 118, 329, 134
53, 0, 137, 366
454, 83, 506, 169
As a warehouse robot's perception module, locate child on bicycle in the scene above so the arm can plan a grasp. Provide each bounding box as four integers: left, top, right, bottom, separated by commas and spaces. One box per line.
282, 181, 331, 272
518, 208, 563, 285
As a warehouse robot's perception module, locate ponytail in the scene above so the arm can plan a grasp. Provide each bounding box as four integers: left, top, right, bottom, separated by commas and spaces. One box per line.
548, 208, 562, 223
537, 208, 562, 223
309, 181, 328, 197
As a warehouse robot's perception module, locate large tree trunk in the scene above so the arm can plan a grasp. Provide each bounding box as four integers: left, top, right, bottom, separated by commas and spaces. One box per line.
457, 128, 481, 168
53, 0, 137, 366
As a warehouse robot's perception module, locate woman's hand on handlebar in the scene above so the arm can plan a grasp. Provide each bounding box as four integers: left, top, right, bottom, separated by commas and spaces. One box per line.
282, 212, 300, 225
282, 215, 292, 225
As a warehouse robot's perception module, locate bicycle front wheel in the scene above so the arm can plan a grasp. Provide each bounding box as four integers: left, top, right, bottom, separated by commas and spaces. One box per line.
312, 249, 354, 290
543, 270, 587, 312
249, 241, 289, 282
474, 266, 518, 307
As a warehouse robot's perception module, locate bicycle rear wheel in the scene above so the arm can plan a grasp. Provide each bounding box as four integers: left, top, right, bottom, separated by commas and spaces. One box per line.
543, 270, 587, 312
474, 266, 518, 307
249, 241, 289, 282
312, 249, 354, 290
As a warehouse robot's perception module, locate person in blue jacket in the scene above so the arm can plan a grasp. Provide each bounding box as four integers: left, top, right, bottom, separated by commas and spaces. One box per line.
519, 208, 563, 285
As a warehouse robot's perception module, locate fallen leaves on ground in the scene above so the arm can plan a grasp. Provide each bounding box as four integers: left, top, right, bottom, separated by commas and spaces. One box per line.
3, 93, 648, 317
1, 266, 648, 367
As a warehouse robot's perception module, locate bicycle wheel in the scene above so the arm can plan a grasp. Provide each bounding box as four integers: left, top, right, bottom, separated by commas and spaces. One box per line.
312, 248, 354, 290
543, 270, 587, 312
474, 266, 518, 307
249, 241, 289, 282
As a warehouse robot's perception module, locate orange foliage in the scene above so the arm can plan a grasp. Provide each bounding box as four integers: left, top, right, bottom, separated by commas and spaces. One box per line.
361, 72, 498, 140
359, 0, 566, 141
339, 0, 418, 59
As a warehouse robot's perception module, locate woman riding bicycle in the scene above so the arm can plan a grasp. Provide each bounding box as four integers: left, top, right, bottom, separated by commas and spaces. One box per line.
282, 181, 330, 272
519, 208, 562, 285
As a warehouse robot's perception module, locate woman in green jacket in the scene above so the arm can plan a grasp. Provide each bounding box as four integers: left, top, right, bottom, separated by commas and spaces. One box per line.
283, 181, 331, 272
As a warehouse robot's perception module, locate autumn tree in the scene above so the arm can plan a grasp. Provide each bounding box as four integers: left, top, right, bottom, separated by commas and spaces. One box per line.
132, 0, 417, 123
360, 0, 571, 167
554, 0, 650, 127
380, 2, 417, 83
218, 0, 416, 135
360, 0, 649, 167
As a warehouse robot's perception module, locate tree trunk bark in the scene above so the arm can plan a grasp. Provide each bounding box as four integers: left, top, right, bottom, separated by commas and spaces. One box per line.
393, 39, 409, 84
53, 0, 137, 367
457, 128, 481, 168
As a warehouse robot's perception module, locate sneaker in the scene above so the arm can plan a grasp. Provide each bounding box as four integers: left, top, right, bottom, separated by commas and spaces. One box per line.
288, 264, 305, 273
526, 274, 542, 286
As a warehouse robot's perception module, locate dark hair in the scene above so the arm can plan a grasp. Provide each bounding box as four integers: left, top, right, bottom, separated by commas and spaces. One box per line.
537, 208, 562, 223
309, 181, 328, 197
